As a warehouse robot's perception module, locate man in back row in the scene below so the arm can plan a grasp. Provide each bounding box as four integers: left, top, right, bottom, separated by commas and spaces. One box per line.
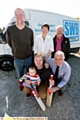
6, 8, 34, 78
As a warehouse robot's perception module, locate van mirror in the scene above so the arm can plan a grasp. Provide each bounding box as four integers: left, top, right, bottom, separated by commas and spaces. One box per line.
0, 32, 6, 44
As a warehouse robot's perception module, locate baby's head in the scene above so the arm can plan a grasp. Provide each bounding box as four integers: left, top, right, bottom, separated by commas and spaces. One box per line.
28, 66, 36, 76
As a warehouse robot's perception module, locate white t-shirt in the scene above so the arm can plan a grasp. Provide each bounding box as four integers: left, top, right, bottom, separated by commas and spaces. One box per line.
34, 34, 54, 61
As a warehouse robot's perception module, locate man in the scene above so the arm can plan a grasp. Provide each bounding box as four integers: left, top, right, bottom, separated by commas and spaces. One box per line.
23, 53, 52, 99
34, 23, 54, 62
52, 25, 70, 61
6, 8, 34, 78
48, 51, 71, 95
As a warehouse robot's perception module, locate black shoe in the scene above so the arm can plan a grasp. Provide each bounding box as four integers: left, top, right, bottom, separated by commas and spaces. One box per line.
26, 93, 30, 97
58, 90, 63, 96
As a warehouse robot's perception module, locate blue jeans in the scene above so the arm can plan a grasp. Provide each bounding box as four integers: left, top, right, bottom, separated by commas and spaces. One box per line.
14, 56, 32, 78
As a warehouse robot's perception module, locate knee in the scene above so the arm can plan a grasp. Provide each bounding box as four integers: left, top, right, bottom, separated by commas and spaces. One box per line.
39, 91, 47, 100
23, 86, 31, 94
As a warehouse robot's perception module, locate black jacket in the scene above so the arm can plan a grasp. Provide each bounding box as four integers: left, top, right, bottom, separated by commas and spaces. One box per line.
36, 66, 52, 85
52, 35, 70, 61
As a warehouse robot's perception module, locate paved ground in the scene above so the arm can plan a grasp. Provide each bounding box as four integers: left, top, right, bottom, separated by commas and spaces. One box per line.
0, 53, 80, 120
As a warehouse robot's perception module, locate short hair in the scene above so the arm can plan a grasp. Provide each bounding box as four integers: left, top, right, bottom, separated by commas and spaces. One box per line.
14, 8, 25, 15
56, 25, 63, 30
54, 51, 65, 59
29, 66, 36, 71
34, 53, 44, 59
41, 23, 50, 31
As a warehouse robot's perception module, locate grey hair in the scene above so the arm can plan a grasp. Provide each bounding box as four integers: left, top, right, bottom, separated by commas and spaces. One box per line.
56, 25, 63, 30
14, 8, 25, 15
54, 51, 65, 59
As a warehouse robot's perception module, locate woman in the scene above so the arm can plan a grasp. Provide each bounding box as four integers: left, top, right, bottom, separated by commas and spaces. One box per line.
34, 23, 54, 62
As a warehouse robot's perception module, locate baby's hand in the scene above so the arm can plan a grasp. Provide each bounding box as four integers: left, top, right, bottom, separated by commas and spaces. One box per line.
25, 80, 31, 84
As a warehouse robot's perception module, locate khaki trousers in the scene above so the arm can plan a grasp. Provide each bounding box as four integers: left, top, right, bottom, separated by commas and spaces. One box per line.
23, 82, 48, 99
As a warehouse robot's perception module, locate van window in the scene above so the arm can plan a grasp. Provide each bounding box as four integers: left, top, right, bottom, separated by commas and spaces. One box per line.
25, 21, 29, 26
0, 32, 3, 44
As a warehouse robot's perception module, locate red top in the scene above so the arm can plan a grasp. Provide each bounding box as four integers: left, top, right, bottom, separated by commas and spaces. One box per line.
56, 36, 63, 51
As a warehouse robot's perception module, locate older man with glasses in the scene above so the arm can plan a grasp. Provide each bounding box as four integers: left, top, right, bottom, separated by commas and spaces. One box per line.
48, 51, 71, 96
52, 25, 70, 61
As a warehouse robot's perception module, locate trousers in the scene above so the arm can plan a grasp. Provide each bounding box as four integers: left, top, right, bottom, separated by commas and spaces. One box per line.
14, 56, 32, 78
23, 81, 48, 99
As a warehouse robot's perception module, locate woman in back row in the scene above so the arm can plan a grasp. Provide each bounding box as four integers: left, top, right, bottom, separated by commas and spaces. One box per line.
34, 23, 54, 62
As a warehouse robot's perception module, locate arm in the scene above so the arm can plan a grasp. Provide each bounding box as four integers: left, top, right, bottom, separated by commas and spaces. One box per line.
33, 36, 38, 54
57, 65, 71, 88
44, 37, 54, 61
44, 50, 52, 61
22, 74, 31, 84
67, 38, 70, 58
32, 76, 41, 86
6, 29, 12, 47
31, 30, 34, 47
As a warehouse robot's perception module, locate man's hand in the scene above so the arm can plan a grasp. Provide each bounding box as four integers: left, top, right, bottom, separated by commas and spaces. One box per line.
50, 87, 60, 93
44, 62, 49, 69
49, 79, 55, 86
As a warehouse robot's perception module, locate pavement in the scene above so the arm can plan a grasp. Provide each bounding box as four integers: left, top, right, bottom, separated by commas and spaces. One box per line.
0, 54, 80, 120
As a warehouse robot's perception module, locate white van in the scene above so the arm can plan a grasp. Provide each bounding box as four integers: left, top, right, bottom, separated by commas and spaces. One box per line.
0, 8, 80, 71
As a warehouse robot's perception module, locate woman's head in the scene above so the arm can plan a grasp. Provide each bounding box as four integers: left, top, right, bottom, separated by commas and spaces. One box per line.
41, 23, 50, 38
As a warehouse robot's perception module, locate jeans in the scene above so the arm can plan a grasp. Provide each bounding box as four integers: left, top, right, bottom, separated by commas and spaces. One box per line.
14, 56, 32, 78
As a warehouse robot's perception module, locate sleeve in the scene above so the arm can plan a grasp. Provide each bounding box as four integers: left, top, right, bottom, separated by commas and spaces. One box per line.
6, 28, 12, 47
57, 65, 71, 88
36, 75, 41, 86
49, 37, 54, 52
67, 38, 70, 58
18, 76, 24, 83
33, 36, 38, 54
31, 30, 34, 47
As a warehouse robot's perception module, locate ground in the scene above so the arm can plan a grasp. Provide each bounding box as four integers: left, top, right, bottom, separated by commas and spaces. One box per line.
0, 53, 80, 120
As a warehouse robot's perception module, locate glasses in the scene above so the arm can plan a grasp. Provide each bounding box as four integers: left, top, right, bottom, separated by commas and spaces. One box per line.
15, 14, 25, 17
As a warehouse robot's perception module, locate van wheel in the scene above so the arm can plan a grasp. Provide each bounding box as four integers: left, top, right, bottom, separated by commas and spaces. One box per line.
0, 58, 14, 71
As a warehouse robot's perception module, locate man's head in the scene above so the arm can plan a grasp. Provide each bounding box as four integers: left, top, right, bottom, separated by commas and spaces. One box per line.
28, 66, 36, 77
14, 8, 26, 24
41, 23, 50, 38
56, 25, 63, 39
54, 51, 65, 66
34, 53, 44, 69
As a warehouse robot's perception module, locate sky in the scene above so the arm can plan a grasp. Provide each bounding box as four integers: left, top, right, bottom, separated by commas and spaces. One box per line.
0, 0, 80, 28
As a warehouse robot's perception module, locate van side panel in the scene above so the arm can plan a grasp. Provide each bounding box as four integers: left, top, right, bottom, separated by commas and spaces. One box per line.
24, 9, 80, 49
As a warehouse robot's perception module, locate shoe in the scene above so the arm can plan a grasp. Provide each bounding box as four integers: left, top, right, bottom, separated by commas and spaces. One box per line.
58, 90, 63, 96
26, 93, 30, 97
30, 91, 34, 97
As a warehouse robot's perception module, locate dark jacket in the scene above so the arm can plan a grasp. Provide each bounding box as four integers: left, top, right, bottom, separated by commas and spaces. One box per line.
36, 66, 52, 85
52, 34, 70, 61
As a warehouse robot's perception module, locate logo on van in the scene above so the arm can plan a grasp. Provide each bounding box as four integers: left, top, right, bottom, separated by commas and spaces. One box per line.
63, 20, 79, 42
35, 23, 55, 32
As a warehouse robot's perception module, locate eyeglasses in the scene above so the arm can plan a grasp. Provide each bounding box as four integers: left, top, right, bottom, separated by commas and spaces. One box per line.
15, 14, 25, 17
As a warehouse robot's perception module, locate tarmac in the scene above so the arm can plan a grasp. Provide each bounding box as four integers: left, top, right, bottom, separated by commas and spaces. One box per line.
0, 53, 80, 120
